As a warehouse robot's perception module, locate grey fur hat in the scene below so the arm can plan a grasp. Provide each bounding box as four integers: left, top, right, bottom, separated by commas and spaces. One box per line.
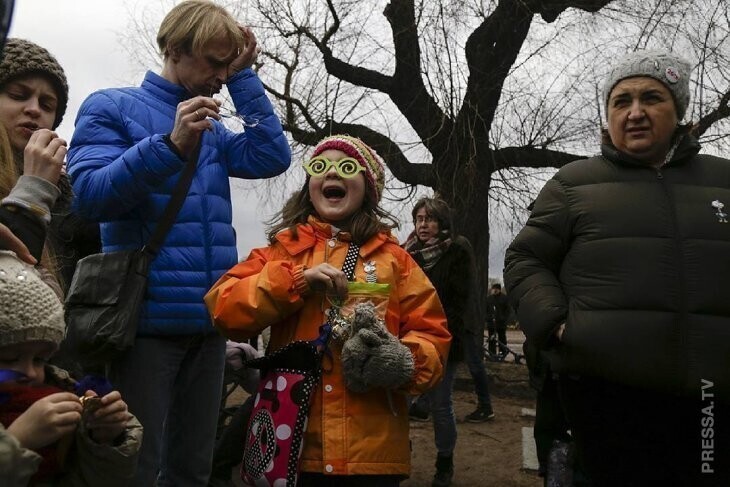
0, 251, 65, 350
603, 50, 691, 120
0, 38, 68, 129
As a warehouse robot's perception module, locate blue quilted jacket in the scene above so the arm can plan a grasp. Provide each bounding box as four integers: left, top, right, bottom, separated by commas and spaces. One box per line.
67, 69, 291, 336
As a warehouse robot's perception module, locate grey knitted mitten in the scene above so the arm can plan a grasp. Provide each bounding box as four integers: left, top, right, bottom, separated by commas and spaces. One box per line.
341, 302, 415, 393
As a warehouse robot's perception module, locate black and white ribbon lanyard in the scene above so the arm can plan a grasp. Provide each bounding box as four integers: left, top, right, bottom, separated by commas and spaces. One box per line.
313, 242, 360, 352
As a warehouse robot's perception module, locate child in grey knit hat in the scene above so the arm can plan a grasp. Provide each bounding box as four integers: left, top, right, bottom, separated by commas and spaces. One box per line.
0, 251, 142, 486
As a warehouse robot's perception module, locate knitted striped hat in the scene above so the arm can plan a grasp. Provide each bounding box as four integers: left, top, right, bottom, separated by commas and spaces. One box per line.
311, 135, 386, 202
0, 251, 65, 350
0, 38, 68, 129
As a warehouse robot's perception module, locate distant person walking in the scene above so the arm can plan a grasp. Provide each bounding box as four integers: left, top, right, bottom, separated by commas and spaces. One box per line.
485, 283, 511, 359
404, 197, 495, 487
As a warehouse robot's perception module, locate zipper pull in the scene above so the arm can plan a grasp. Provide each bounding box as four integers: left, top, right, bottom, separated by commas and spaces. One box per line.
656, 169, 664, 179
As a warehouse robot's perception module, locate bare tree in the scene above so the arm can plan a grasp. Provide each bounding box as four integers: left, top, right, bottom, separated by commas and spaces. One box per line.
122, 0, 730, 296
245, 0, 729, 297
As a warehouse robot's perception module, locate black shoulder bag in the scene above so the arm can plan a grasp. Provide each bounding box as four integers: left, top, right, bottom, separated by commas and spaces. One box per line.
63, 146, 199, 366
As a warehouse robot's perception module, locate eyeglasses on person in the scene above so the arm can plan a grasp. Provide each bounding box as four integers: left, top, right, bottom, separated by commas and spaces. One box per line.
303, 156, 366, 179
414, 215, 437, 225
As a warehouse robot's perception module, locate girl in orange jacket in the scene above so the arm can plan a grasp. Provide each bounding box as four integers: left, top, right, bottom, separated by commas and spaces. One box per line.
205, 135, 450, 486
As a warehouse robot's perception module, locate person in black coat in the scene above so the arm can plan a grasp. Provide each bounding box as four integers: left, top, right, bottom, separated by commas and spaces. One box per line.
485, 283, 511, 358
404, 197, 494, 487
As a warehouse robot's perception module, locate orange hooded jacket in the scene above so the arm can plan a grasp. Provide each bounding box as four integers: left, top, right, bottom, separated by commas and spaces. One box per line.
205, 218, 450, 477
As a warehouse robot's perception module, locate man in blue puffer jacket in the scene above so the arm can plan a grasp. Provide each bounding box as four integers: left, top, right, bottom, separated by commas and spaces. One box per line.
66, 2, 291, 485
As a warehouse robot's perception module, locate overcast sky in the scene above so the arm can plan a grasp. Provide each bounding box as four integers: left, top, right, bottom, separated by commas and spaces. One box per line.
8, 0, 511, 277
8, 0, 290, 258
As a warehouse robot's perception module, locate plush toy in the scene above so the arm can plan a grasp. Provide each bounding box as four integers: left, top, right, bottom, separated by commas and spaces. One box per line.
341, 302, 415, 392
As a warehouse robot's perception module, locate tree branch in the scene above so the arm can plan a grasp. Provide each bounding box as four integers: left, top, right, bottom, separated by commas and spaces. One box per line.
383, 0, 453, 153
494, 146, 589, 170
286, 121, 435, 187
462, 0, 534, 138
693, 88, 730, 138
261, 39, 323, 132
461, 0, 615, 167
297, 18, 393, 94
524, 0, 617, 22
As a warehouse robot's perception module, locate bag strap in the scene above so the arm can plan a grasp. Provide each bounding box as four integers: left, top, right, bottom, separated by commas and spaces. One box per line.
323, 241, 360, 324
340, 241, 359, 281
313, 242, 360, 353
143, 144, 201, 256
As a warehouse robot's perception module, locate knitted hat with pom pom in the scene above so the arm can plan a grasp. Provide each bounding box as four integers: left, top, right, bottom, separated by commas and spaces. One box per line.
310, 135, 386, 203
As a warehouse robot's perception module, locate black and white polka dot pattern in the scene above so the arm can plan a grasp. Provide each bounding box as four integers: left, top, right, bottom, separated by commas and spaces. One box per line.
287, 372, 319, 484
241, 348, 323, 486
242, 408, 276, 480
341, 243, 359, 281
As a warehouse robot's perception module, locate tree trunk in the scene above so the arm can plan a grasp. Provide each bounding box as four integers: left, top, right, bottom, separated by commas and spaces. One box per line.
439, 163, 493, 325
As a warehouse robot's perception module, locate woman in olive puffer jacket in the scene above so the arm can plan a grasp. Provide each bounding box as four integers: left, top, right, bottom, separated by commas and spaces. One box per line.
505, 50, 730, 486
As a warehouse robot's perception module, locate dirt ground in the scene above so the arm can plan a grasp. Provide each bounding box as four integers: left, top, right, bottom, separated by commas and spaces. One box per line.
403, 361, 541, 487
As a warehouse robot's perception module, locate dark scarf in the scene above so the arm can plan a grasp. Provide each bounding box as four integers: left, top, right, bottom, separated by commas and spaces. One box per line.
0, 379, 70, 482
0, 369, 113, 483
404, 229, 452, 271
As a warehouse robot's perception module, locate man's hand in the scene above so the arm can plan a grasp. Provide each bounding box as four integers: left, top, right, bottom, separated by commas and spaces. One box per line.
227, 26, 260, 76
169, 96, 222, 159
6, 392, 82, 451
0, 224, 37, 264
23, 129, 66, 185
84, 390, 132, 444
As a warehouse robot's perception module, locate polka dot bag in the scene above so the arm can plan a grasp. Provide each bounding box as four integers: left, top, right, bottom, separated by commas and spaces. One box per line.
241, 340, 323, 486
241, 243, 360, 486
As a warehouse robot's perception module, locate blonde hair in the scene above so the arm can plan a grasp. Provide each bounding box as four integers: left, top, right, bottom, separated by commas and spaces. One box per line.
0, 125, 62, 292
157, 0, 244, 59
0, 125, 18, 200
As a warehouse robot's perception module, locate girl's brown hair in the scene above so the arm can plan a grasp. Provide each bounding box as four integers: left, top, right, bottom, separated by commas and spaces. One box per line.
0, 124, 16, 197
267, 179, 399, 245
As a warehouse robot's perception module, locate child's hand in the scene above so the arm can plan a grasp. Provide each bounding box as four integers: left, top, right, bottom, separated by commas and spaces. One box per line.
303, 263, 348, 299
6, 392, 82, 451
84, 390, 132, 444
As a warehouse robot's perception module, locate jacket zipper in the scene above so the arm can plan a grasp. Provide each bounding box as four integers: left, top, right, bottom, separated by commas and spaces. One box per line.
655, 166, 689, 395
